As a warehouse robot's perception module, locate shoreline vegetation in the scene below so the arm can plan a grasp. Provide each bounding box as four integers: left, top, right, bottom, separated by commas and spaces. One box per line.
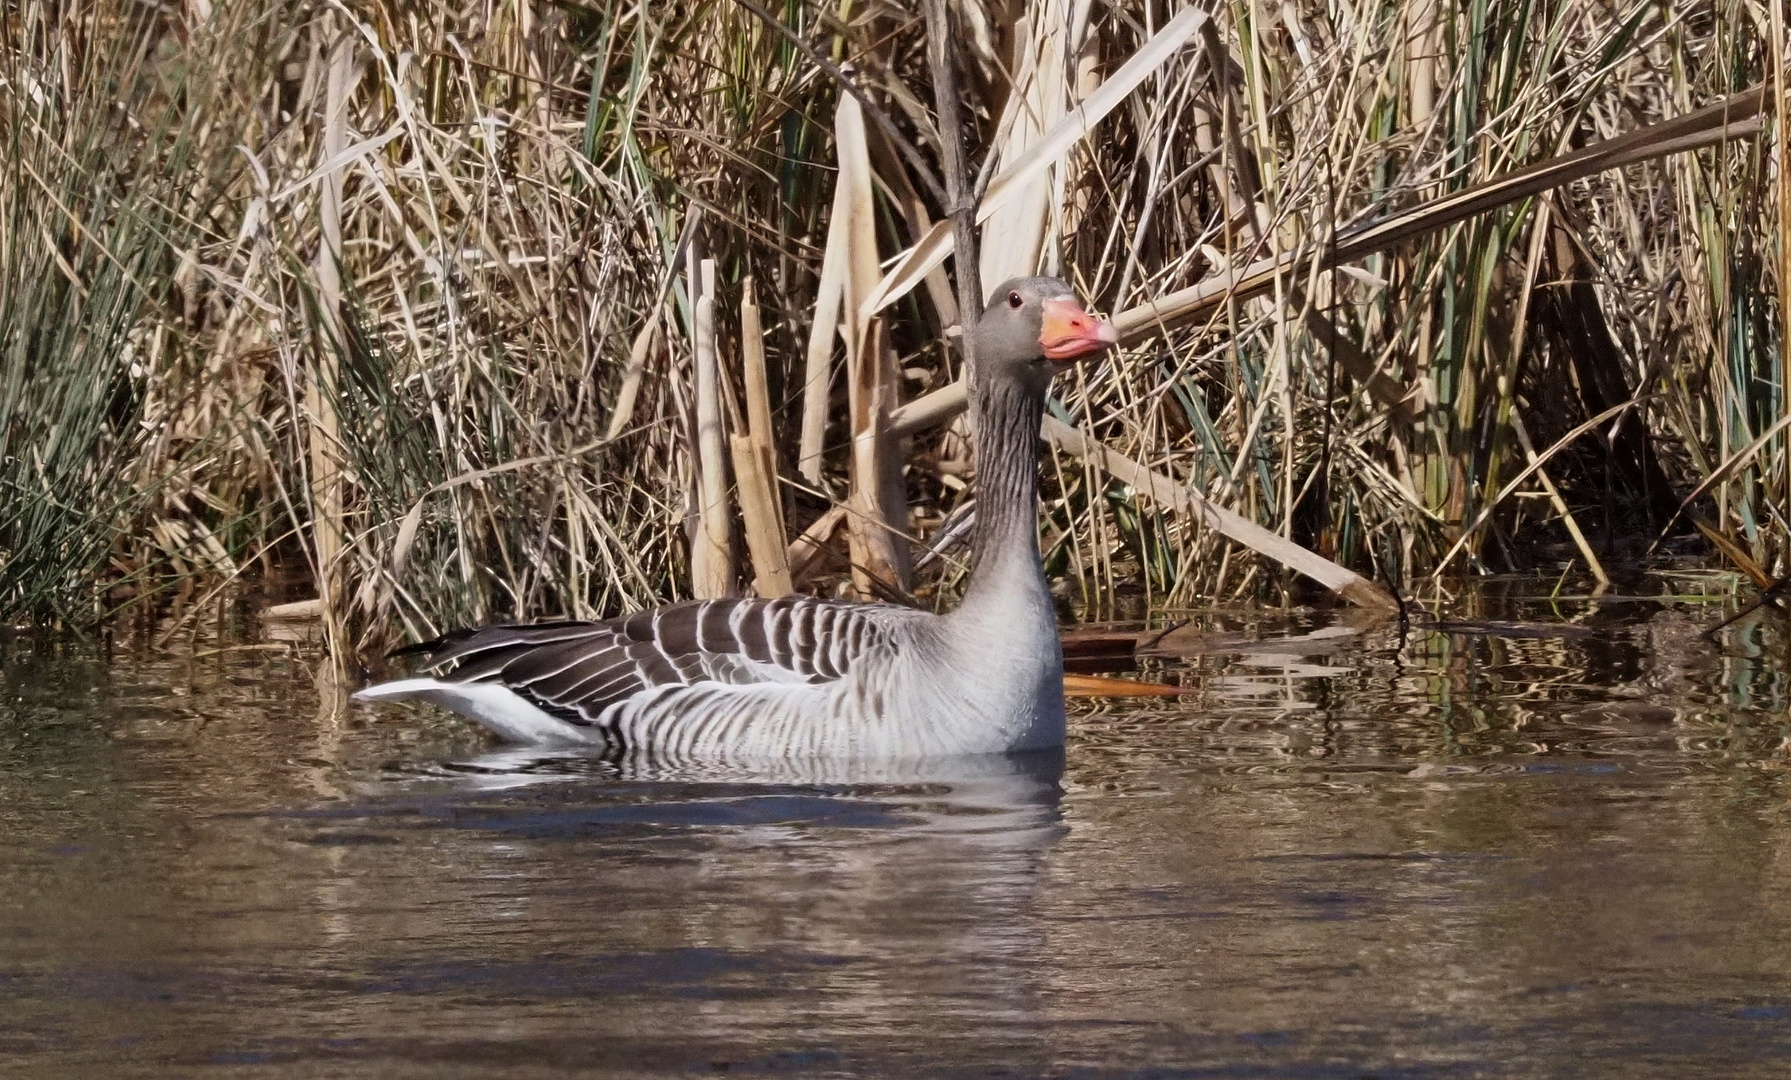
0, 0, 1778, 658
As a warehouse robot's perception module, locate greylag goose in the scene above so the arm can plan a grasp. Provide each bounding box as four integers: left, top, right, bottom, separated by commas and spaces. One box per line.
353, 276, 1118, 760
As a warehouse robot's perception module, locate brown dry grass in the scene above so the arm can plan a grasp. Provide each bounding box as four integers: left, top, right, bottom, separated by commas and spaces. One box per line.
0, 0, 1778, 647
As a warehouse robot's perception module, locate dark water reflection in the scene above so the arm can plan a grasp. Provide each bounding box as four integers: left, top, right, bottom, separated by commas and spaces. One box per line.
5, 578, 1791, 1077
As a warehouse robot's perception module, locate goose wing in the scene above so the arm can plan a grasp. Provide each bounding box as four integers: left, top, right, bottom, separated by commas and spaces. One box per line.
400, 596, 918, 726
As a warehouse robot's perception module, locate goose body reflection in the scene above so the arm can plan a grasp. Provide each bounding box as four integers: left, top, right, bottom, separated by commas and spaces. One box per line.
399, 744, 1067, 843
355, 278, 1118, 761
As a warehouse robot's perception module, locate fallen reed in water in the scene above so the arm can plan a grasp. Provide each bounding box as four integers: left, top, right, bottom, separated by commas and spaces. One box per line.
0, 0, 1779, 649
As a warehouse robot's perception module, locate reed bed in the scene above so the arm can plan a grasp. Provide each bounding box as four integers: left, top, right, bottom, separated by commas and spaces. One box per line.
0, 0, 1778, 649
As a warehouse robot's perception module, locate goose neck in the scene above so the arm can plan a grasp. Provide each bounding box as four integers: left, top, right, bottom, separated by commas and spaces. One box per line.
958, 376, 1048, 612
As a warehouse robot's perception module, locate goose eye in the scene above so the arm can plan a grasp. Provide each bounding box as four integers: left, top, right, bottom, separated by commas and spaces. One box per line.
1007, 291, 1023, 309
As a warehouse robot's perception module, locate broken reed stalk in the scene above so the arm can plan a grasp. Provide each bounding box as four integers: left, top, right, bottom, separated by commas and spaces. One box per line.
787, 505, 847, 585
839, 86, 910, 597
738, 277, 780, 508
797, 161, 850, 484
847, 319, 909, 596
731, 434, 791, 596
1040, 418, 1399, 612
692, 257, 733, 598
308, 32, 357, 651
1508, 412, 1609, 586
603, 315, 660, 442
733, 277, 792, 596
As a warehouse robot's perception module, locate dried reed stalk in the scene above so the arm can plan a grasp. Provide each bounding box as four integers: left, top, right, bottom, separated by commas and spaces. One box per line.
307, 31, 358, 648
692, 257, 734, 598
977, 0, 1070, 296
603, 315, 661, 442
1041, 418, 1398, 612
847, 320, 909, 597
798, 135, 852, 484
1509, 412, 1608, 586
738, 278, 782, 530
837, 91, 910, 596
733, 278, 791, 596
788, 505, 847, 585
731, 434, 791, 597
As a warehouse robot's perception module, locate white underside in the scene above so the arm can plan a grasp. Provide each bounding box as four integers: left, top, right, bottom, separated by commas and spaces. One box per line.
352, 678, 602, 745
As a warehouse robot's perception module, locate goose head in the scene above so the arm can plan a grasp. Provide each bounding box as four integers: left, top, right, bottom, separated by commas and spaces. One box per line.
974, 276, 1119, 394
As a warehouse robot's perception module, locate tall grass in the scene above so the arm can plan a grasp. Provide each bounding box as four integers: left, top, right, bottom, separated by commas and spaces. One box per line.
0, 0, 1777, 645
0, 2, 272, 624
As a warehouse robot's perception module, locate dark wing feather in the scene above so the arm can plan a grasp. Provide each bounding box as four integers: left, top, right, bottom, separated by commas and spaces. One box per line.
399, 597, 915, 727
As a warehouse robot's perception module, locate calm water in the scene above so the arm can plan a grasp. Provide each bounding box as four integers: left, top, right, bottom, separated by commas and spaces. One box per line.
5, 577, 1791, 1078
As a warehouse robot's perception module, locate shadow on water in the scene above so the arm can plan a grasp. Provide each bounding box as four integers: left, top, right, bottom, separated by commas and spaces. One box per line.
3, 573, 1791, 1077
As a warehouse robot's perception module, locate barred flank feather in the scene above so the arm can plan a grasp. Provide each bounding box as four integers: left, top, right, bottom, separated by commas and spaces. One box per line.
418, 597, 914, 721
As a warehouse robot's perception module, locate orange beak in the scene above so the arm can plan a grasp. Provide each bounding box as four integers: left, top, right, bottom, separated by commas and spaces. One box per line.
1039, 297, 1120, 361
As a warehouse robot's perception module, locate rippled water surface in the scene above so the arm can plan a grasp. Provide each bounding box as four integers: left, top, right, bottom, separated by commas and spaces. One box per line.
6, 578, 1791, 1078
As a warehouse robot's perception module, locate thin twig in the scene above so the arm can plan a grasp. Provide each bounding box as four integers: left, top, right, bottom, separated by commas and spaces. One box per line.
922, 0, 982, 358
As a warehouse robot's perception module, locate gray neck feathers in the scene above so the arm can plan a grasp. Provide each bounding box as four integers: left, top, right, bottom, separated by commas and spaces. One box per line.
957, 374, 1049, 614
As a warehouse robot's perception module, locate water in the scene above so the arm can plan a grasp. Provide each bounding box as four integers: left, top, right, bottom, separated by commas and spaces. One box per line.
5, 578, 1791, 1077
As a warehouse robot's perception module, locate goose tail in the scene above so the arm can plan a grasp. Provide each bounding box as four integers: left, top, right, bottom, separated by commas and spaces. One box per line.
353, 677, 602, 746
